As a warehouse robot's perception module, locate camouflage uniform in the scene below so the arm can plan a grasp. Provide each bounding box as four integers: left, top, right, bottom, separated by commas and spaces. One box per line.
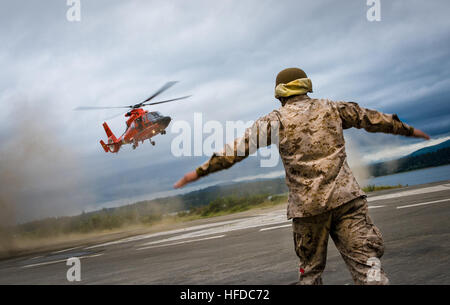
293, 196, 388, 285
196, 95, 414, 284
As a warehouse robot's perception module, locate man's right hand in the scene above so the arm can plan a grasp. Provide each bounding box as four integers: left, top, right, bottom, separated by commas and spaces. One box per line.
174, 170, 199, 189
412, 128, 430, 140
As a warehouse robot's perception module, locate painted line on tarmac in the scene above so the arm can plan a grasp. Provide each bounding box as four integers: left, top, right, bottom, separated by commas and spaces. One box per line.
137, 213, 289, 248
396, 198, 450, 209
20, 253, 104, 269
85, 219, 243, 250
368, 184, 450, 202
259, 224, 291, 232
258, 205, 386, 232
52, 246, 81, 254
136, 235, 226, 251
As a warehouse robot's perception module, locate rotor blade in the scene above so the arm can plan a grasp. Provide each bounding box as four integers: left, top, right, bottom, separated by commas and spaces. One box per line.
104, 110, 129, 121
142, 95, 191, 106
140, 81, 178, 104
74, 106, 131, 111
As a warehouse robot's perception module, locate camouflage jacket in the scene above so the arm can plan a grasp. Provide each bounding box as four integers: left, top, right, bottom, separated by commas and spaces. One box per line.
196, 95, 414, 218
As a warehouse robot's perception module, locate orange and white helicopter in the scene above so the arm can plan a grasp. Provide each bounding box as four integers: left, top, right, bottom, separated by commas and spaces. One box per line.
75, 81, 190, 153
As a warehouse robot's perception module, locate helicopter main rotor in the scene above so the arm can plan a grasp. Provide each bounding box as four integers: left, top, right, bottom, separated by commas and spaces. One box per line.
74, 81, 191, 111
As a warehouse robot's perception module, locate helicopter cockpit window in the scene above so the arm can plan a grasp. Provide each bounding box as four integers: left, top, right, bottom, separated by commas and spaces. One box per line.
146, 112, 161, 122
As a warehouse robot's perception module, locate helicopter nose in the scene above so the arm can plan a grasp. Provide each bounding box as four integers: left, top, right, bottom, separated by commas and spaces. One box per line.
161, 116, 171, 127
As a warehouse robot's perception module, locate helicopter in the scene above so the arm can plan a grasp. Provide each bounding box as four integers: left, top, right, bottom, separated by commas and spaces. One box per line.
75, 81, 190, 153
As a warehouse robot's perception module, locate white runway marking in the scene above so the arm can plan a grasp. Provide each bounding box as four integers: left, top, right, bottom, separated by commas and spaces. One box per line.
137, 210, 289, 248
136, 235, 226, 251
52, 247, 80, 254
85, 218, 244, 249
368, 205, 386, 209
396, 198, 450, 209
368, 184, 450, 202
259, 224, 292, 232
21, 253, 104, 269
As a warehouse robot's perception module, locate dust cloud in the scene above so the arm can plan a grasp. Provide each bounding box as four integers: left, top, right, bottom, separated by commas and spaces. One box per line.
345, 135, 370, 187
0, 102, 93, 254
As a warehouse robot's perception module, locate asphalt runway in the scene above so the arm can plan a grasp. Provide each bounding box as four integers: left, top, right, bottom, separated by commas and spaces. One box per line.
0, 180, 449, 284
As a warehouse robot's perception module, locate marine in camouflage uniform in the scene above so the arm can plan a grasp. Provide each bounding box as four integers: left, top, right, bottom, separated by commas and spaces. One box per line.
174, 67, 429, 285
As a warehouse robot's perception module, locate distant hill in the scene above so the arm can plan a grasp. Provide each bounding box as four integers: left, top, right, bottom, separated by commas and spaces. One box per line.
369, 142, 450, 177
409, 139, 450, 157
15, 177, 289, 237
136, 178, 288, 211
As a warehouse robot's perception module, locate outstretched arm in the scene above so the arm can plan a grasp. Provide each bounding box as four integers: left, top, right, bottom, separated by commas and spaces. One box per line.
336, 101, 430, 140
174, 112, 280, 189
411, 128, 430, 140
173, 170, 199, 189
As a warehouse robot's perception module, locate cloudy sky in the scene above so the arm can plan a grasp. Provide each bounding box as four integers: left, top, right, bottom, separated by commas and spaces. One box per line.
1, 0, 449, 221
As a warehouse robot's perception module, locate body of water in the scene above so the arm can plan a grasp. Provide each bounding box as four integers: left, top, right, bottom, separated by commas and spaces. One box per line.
96, 165, 450, 211
365, 164, 450, 186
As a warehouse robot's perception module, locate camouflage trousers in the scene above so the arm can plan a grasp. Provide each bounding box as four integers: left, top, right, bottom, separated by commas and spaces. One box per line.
292, 196, 389, 285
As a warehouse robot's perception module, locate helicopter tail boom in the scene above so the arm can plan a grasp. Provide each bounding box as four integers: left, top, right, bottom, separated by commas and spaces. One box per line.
100, 140, 110, 152
103, 122, 117, 142
100, 122, 121, 153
